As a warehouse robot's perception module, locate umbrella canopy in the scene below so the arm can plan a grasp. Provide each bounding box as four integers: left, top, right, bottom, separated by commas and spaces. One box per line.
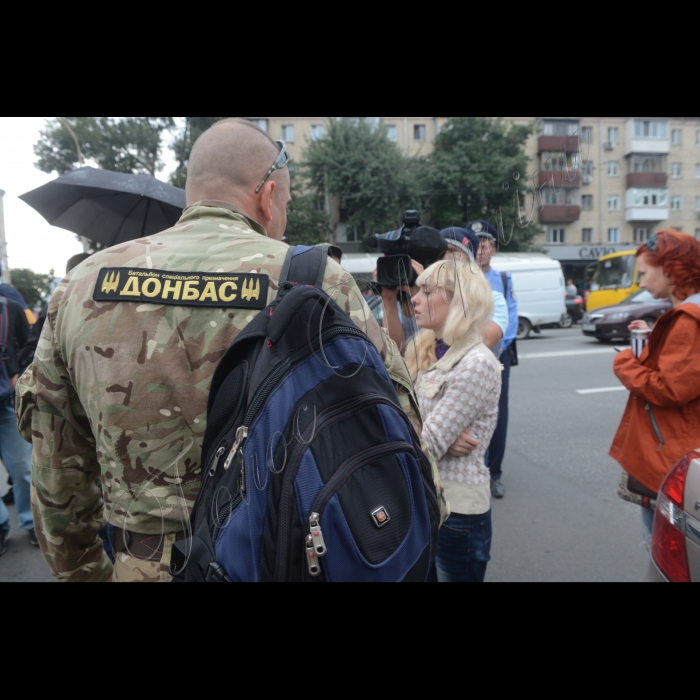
20, 167, 187, 247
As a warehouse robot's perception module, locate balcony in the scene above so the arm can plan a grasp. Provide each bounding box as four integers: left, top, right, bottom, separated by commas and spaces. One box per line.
538, 135, 580, 154
625, 120, 670, 156
626, 207, 670, 223
540, 206, 581, 224
539, 171, 581, 188
627, 173, 668, 188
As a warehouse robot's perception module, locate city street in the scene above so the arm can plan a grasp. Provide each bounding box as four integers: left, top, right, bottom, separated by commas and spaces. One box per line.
0, 326, 651, 583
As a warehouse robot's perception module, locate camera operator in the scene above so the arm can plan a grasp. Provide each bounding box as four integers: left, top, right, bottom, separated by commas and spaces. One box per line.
367, 212, 448, 355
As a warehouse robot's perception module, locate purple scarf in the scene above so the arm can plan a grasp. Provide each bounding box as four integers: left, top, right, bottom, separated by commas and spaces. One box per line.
436, 339, 450, 361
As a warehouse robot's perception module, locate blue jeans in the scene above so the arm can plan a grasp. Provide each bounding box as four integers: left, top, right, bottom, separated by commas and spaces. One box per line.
432, 511, 493, 583
0, 397, 34, 532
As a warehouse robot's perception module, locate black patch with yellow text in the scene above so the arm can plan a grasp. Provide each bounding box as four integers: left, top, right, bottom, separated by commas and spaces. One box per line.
93, 268, 269, 309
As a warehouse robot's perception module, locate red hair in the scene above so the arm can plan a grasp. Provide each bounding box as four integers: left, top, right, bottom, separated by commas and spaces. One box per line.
638, 229, 700, 301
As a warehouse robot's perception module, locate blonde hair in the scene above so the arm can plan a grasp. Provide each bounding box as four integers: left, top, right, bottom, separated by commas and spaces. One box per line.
405, 260, 495, 380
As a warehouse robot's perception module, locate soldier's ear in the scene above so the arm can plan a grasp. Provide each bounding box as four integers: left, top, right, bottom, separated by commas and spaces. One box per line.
258, 180, 276, 224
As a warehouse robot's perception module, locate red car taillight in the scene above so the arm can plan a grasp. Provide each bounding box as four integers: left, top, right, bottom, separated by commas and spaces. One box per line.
652, 453, 699, 583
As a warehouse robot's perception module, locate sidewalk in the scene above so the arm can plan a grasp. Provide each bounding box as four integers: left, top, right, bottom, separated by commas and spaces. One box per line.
0, 462, 53, 583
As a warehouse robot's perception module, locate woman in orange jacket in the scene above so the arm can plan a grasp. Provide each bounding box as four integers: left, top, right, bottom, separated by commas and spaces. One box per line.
611, 229, 700, 539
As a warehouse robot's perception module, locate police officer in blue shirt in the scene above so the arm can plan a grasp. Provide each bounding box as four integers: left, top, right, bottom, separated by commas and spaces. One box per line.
471, 220, 518, 499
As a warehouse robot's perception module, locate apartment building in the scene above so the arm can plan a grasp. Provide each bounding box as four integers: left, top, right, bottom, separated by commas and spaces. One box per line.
247, 117, 447, 160
518, 116, 700, 284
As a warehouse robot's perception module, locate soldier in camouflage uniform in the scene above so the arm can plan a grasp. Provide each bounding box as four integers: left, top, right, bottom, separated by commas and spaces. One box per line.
17, 118, 446, 583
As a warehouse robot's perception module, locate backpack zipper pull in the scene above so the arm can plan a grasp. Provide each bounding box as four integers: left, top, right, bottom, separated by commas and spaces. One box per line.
306, 535, 322, 577
209, 446, 227, 478
224, 427, 249, 472
309, 513, 327, 558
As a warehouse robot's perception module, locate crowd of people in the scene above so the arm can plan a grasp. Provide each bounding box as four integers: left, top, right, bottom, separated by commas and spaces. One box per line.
2, 118, 699, 583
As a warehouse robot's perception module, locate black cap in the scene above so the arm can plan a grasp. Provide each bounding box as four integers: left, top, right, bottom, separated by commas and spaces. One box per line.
410, 226, 448, 267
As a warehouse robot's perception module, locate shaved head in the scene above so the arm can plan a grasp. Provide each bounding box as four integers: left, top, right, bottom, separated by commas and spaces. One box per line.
185, 118, 292, 240
186, 118, 282, 201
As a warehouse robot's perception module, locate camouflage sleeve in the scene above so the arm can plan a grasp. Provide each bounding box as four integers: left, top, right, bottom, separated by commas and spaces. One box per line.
16, 303, 113, 583
322, 264, 449, 525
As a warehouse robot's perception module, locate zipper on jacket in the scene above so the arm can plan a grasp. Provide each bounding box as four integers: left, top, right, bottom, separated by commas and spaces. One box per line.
275, 396, 408, 581
646, 402, 666, 452
306, 535, 322, 577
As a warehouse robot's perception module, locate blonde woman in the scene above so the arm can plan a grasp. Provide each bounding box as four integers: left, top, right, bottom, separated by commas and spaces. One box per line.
406, 261, 502, 583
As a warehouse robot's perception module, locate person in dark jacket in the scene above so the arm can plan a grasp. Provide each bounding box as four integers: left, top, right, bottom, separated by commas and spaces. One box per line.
0, 296, 35, 555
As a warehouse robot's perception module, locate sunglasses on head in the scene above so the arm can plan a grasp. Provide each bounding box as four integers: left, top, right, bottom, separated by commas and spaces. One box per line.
645, 233, 662, 253
256, 140, 291, 194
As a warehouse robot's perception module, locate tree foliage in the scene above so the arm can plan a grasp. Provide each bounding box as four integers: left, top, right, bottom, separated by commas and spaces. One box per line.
302, 118, 420, 241
10, 268, 56, 309
284, 167, 332, 246
423, 117, 538, 250
35, 117, 175, 176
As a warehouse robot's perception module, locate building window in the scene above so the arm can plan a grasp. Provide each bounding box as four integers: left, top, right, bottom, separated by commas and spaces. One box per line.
671, 163, 682, 178
608, 228, 620, 244
696, 196, 700, 212
386, 125, 398, 142
697, 131, 700, 146
311, 125, 325, 141
696, 164, 700, 179
632, 189, 668, 207
634, 120, 669, 139
608, 161, 619, 177
634, 228, 652, 243
414, 125, 426, 141
582, 195, 593, 210
582, 127, 593, 143
608, 127, 619, 144
672, 129, 682, 146
696, 229, 700, 241
547, 228, 566, 244
281, 125, 295, 143
582, 228, 593, 243
248, 119, 268, 132
608, 195, 620, 212
671, 196, 683, 211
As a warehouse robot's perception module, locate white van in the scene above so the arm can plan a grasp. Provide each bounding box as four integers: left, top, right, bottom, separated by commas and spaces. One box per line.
491, 253, 567, 340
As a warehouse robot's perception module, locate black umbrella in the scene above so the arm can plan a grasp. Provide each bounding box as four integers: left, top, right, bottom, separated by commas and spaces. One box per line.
20, 167, 187, 247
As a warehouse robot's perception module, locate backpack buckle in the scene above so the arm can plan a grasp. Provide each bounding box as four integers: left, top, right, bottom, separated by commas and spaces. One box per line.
206, 562, 233, 584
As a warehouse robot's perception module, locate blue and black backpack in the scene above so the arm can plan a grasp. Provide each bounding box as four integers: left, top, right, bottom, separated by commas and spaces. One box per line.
173, 246, 440, 583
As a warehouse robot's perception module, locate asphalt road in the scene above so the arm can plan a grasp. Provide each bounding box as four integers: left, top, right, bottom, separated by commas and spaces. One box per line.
0, 325, 650, 583
487, 326, 650, 583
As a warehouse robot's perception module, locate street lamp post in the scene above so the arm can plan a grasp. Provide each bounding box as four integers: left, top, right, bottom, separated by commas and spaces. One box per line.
0, 190, 11, 285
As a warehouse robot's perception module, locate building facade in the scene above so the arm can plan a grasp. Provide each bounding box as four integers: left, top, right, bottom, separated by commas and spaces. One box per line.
246, 117, 700, 270
512, 116, 700, 286
247, 117, 447, 160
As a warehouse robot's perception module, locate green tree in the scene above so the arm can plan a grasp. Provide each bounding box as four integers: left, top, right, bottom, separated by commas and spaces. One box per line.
303, 118, 420, 243
423, 117, 538, 250
35, 117, 175, 176
284, 167, 332, 246
10, 268, 56, 309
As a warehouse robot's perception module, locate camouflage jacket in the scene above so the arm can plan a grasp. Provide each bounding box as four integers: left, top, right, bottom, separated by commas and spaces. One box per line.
17, 202, 444, 583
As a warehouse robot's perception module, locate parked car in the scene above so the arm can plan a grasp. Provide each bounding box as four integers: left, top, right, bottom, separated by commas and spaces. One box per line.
581, 289, 672, 342
560, 294, 585, 328
646, 450, 700, 583
491, 253, 567, 340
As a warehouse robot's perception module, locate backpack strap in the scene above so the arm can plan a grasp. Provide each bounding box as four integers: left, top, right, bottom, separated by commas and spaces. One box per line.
279, 246, 328, 292
500, 272, 509, 296
0, 298, 8, 366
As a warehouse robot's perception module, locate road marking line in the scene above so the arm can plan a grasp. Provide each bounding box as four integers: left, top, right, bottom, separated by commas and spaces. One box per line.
577, 387, 628, 395
520, 349, 617, 360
